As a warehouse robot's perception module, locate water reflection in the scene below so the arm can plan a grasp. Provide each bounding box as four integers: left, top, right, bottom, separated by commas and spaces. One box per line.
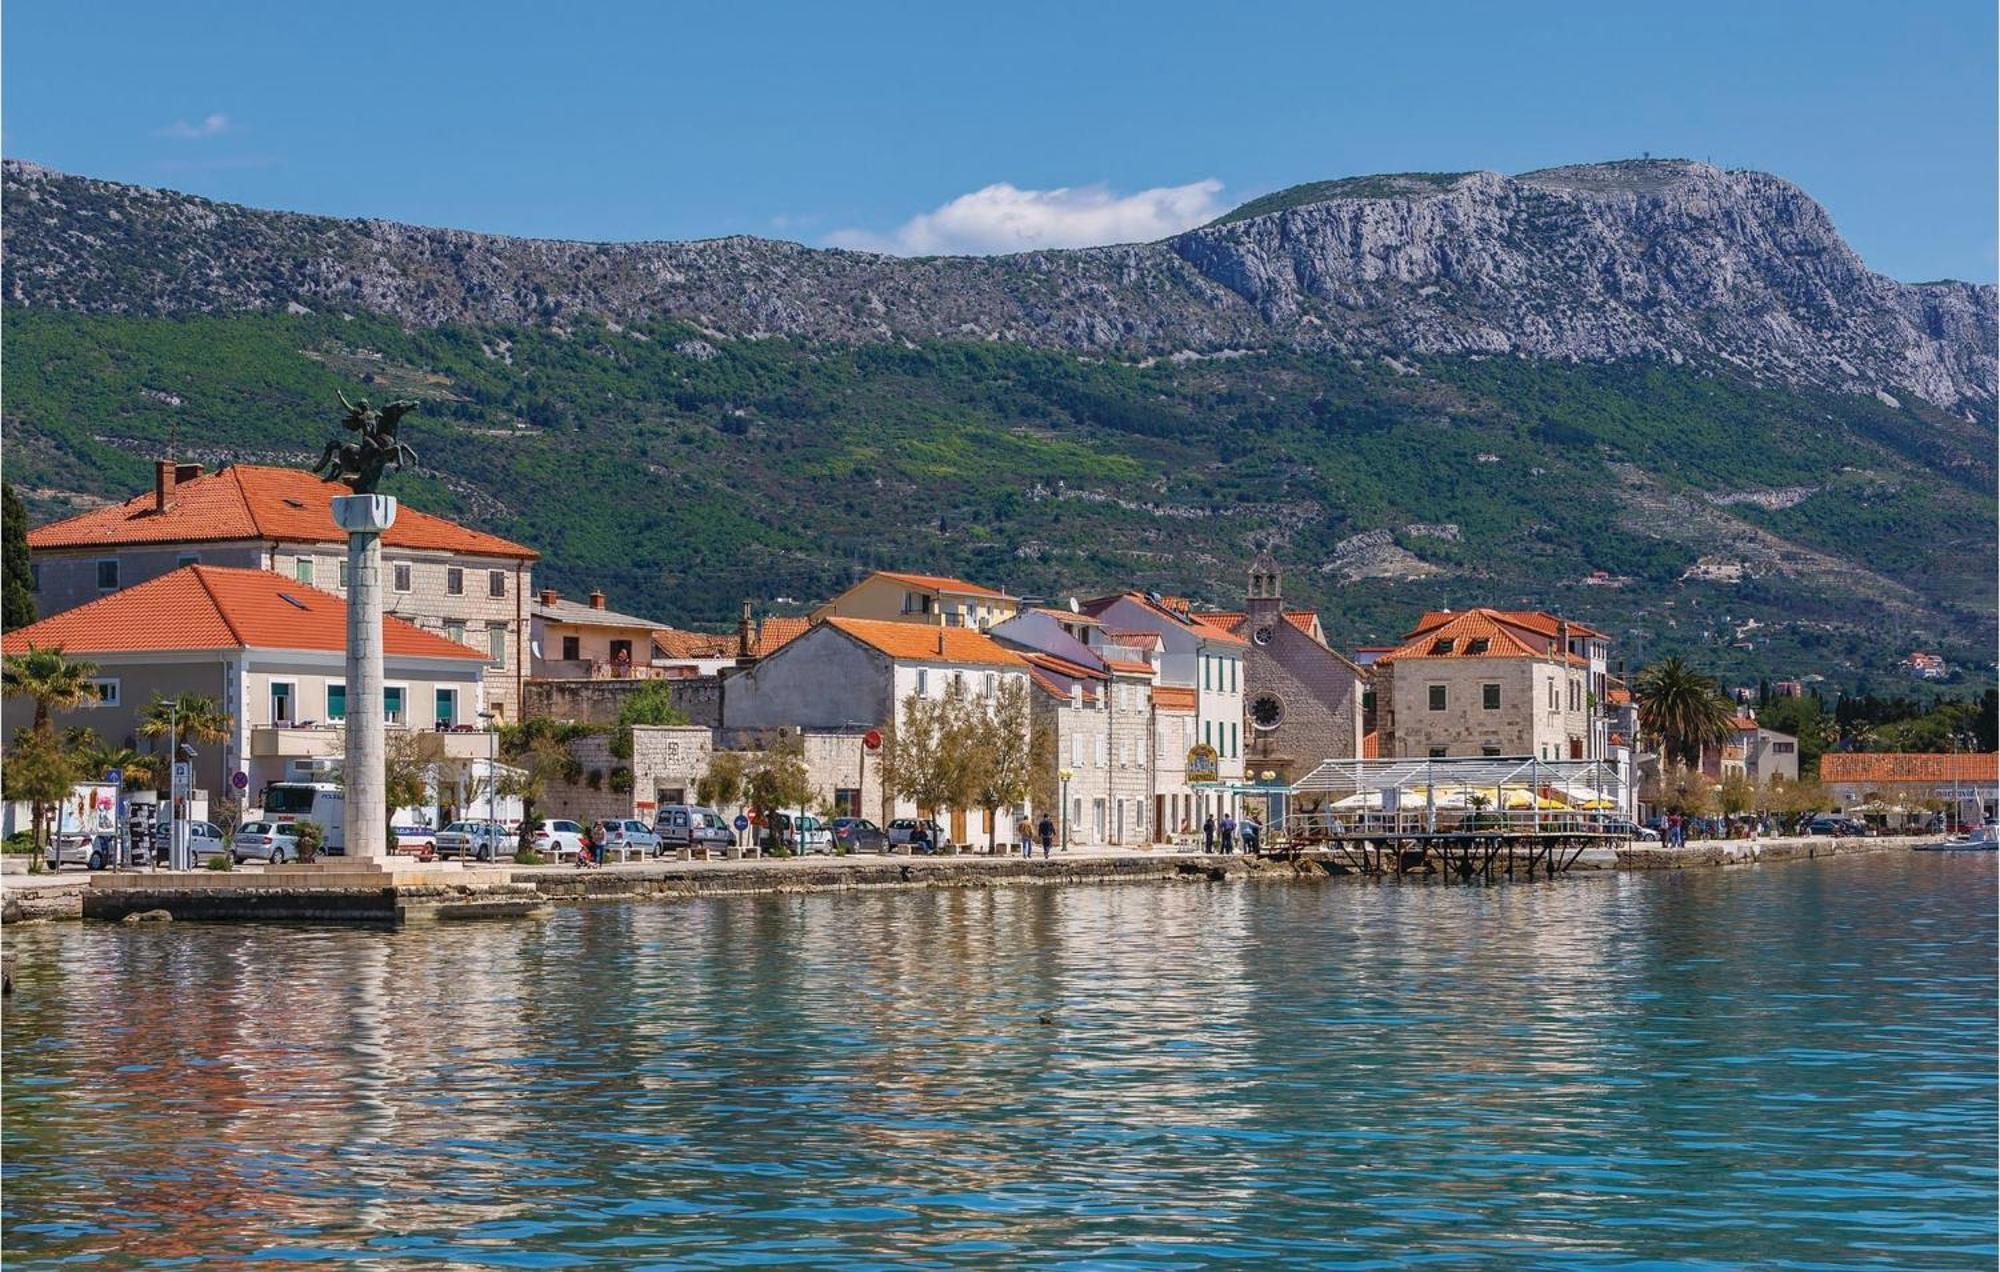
5, 853, 1995, 1267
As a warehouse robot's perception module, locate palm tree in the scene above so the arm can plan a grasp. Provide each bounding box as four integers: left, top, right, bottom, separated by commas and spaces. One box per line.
2, 645, 99, 859
63, 727, 160, 790
137, 692, 234, 770
1634, 656, 1737, 767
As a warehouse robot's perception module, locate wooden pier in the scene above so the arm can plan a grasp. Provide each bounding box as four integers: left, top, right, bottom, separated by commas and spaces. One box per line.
1267, 830, 1617, 880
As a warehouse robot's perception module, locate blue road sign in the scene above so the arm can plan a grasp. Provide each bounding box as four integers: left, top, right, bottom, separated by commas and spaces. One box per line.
733, 814, 750, 832
231, 770, 250, 791
103, 768, 122, 786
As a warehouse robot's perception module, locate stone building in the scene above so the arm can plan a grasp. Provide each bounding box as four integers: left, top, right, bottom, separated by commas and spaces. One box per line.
1186, 550, 1366, 787
812, 570, 1021, 631
25, 462, 538, 718
1374, 608, 1599, 761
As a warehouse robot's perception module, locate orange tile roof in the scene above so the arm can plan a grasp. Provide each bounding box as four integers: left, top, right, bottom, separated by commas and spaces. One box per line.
1819, 752, 1999, 786
1407, 608, 1605, 643
1152, 685, 1197, 712
1375, 609, 1586, 667
755, 616, 812, 657
654, 628, 740, 660
1103, 658, 1155, 676
1606, 687, 1633, 706
1022, 651, 1107, 681
27, 464, 537, 559
1032, 606, 1101, 625
2, 566, 486, 660
871, 571, 1015, 601
1194, 609, 1322, 638
822, 616, 1027, 667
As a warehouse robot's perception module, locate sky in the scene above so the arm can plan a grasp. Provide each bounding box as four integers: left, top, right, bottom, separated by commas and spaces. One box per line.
5, 1, 1994, 281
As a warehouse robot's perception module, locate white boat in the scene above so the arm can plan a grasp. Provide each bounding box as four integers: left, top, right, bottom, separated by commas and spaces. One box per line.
1914, 823, 1999, 852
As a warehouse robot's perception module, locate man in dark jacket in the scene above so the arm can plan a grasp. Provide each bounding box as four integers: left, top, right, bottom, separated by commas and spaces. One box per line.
1203, 814, 1216, 853
1038, 813, 1055, 858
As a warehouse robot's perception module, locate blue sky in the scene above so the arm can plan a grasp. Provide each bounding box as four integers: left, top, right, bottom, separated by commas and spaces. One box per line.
5, 1, 1993, 280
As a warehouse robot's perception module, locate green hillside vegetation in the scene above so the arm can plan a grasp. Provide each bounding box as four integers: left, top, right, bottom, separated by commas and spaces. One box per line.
2, 307, 1992, 690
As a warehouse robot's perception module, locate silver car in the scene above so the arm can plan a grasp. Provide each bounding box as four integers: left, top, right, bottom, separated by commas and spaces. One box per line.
594, 819, 660, 859
232, 821, 304, 864
435, 820, 512, 862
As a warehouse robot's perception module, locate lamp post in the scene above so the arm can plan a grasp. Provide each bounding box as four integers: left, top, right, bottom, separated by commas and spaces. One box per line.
1259, 769, 1278, 847
1059, 768, 1073, 852
479, 709, 498, 860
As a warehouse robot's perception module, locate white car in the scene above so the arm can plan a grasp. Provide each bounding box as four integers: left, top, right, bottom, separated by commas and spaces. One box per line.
526, 819, 587, 861
232, 821, 305, 864
435, 820, 511, 862
48, 821, 227, 870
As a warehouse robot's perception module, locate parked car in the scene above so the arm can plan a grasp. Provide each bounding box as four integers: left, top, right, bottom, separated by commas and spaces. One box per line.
393, 824, 438, 859
435, 820, 512, 862
886, 818, 950, 852
1807, 815, 1872, 837
1603, 818, 1661, 843
594, 818, 660, 859
232, 820, 305, 864
829, 817, 890, 853
792, 814, 832, 853
526, 819, 587, 861
653, 805, 735, 856
50, 820, 227, 870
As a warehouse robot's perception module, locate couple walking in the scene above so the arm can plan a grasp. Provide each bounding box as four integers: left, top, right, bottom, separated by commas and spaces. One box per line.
1016, 813, 1056, 858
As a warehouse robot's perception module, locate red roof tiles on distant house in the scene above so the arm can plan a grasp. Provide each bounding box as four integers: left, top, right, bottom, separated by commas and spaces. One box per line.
822, 617, 1027, 667
755, 616, 812, 657
1819, 752, 1999, 786
27, 464, 537, 558
1, 566, 485, 660
870, 571, 1015, 601
1374, 609, 1587, 667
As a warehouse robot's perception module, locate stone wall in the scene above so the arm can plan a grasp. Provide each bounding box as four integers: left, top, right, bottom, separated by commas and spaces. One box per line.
524, 675, 724, 727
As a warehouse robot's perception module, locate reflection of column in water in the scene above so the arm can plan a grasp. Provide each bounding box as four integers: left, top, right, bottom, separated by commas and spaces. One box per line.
346, 934, 397, 1233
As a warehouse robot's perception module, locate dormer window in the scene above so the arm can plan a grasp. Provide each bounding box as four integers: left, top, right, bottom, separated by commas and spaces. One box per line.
1465, 637, 1489, 655
1431, 638, 1455, 655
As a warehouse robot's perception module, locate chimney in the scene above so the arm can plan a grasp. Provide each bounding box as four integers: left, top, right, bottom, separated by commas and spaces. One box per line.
737, 600, 754, 658
539, 588, 558, 607
589, 590, 606, 610
153, 460, 177, 513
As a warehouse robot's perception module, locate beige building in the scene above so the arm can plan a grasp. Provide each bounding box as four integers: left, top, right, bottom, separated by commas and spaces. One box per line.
529, 587, 672, 679
26, 462, 538, 718
1375, 609, 1596, 761
0, 566, 492, 820
812, 570, 1021, 631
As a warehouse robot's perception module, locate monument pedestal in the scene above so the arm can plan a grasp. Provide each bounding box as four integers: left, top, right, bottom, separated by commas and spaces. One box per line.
331, 494, 397, 863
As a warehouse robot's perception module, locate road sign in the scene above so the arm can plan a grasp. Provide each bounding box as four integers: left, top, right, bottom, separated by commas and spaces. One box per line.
231, 771, 249, 791
733, 814, 750, 832
172, 761, 193, 790
863, 729, 883, 752
103, 768, 122, 786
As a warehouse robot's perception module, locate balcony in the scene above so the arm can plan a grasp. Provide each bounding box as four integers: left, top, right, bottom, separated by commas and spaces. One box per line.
536, 658, 672, 681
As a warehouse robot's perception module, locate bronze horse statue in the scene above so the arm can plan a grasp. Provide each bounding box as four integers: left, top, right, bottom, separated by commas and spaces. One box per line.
313, 391, 420, 493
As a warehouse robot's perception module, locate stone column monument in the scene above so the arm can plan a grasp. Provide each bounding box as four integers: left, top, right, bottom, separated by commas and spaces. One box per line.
315, 392, 422, 864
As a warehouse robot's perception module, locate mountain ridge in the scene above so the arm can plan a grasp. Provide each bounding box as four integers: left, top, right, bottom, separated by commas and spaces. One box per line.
6, 158, 1993, 413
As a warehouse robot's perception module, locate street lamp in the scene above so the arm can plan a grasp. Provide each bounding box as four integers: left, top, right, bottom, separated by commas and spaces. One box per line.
479, 710, 498, 860
1058, 768, 1073, 852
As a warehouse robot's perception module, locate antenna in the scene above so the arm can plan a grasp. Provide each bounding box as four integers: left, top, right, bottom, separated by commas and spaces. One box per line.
1068, 596, 1080, 614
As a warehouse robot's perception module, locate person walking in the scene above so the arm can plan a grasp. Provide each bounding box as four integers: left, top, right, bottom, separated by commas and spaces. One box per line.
1038, 813, 1055, 859
1202, 813, 1216, 853
1219, 812, 1236, 854
1242, 814, 1260, 855
1017, 813, 1035, 859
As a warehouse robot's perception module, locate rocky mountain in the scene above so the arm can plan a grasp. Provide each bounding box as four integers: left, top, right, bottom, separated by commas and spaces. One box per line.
2, 158, 1994, 692
5, 158, 1993, 415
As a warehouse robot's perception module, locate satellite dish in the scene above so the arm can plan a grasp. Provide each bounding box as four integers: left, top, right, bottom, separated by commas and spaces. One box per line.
1068, 596, 1080, 614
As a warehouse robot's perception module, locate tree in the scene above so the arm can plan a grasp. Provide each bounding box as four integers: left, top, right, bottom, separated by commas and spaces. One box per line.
1716, 771, 1755, 820
879, 685, 970, 825
970, 680, 1038, 852
3, 645, 98, 863
695, 750, 746, 809
3, 726, 80, 866
2, 482, 34, 631
610, 680, 690, 759
1634, 656, 1736, 767
1642, 763, 1715, 817
136, 692, 234, 788
745, 733, 812, 853
1760, 775, 1828, 834
382, 730, 433, 845
498, 716, 589, 835
62, 727, 160, 791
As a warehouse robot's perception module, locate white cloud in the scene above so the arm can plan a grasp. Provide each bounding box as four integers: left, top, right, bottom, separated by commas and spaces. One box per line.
826, 178, 1228, 256
157, 112, 233, 140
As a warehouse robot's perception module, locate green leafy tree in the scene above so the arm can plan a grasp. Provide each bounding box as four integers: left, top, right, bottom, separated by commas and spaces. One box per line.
4, 645, 99, 862
1716, 771, 1756, 819
1634, 657, 1737, 768
745, 733, 812, 853
1, 482, 34, 631
970, 680, 1039, 853
61, 727, 160, 791
610, 680, 690, 758
879, 687, 960, 824
694, 750, 746, 809
497, 716, 589, 837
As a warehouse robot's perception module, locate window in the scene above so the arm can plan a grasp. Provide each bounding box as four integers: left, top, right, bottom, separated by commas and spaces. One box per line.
1428, 685, 1448, 712
561, 634, 580, 661
339, 560, 349, 589
1204, 721, 1213, 749
393, 562, 413, 593
1230, 722, 1239, 757
435, 688, 457, 727
1251, 694, 1284, 730
1202, 656, 1211, 690
487, 626, 507, 665
326, 683, 347, 721
610, 639, 633, 665
383, 686, 405, 724
1071, 734, 1083, 766
1465, 637, 1489, 655
983, 672, 996, 699
96, 559, 119, 590
1483, 683, 1501, 711
85, 678, 120, 708
29, 563, 39, 592
1429, 746, 1449, 759
835, 788, 861, 818
1548, 679, 1558, 709
294, 557, 315, 585
488, 570, 506, 599
1095, 736, 1107, 767
1481, 744, 1501, 757
270, 681, 296, 725
447, 567, 465, 596
1229, 659, 1237, 693
916, 669, 929, 697
446, 621, 467, 645
1774, 741, 1796, 754
1430, 638, 1455, 655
